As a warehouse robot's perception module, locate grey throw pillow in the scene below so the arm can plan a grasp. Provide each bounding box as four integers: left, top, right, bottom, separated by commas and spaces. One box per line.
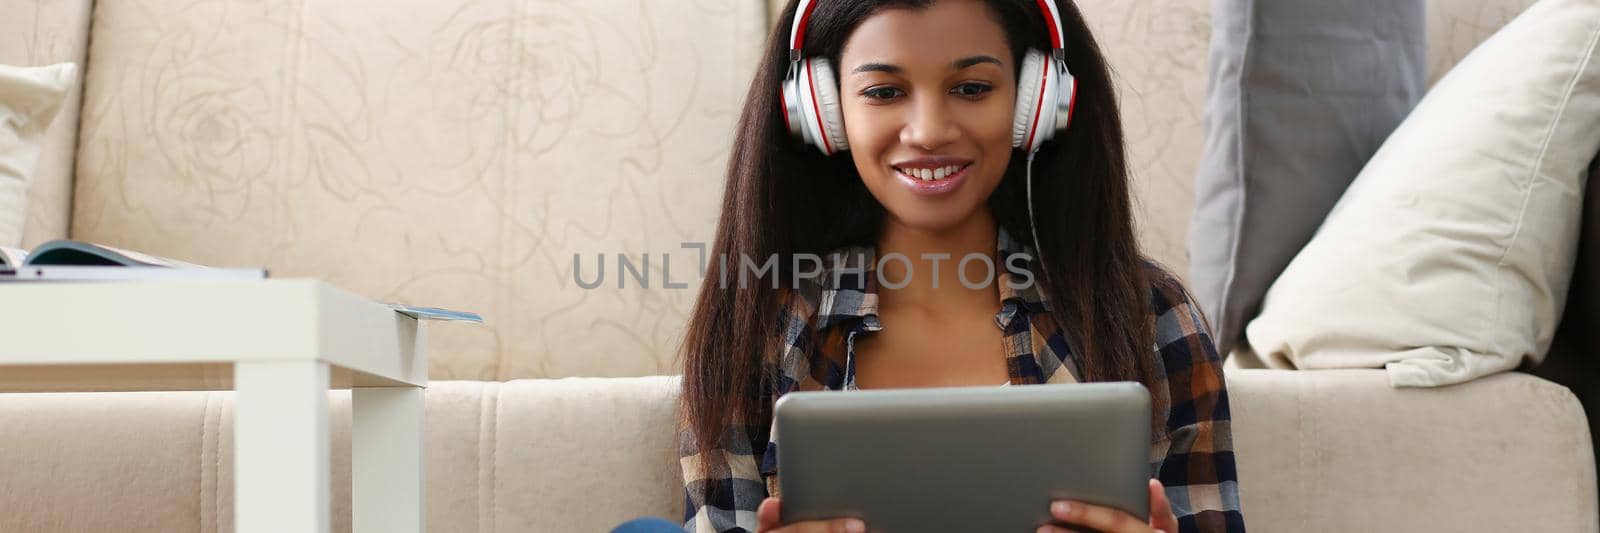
1188, 0, 1427, 355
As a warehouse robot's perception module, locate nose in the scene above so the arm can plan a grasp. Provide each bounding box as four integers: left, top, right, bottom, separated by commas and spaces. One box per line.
899, 93, 960, 151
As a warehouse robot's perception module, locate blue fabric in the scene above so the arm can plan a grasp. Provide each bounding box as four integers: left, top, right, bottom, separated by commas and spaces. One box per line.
611, 517, 684, 533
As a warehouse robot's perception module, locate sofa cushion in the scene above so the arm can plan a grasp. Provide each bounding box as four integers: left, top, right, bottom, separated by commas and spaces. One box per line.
0, 0, 91, 248
0, 63, 75, 248
1243, 0, 1600, 386
462, 377, 682, 531
0, 389, 353, 532
2, 373, 1594, 532
1227, 369, 1596, 531
1188, 0, 1427, 355
0, 377, 683, 532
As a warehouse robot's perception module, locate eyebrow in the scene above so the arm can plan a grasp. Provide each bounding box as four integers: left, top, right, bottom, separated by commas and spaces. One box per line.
850, 55, 1003, 75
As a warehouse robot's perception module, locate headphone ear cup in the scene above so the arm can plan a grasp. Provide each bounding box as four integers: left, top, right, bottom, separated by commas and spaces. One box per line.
806, 57, 850, 154
782, 74, 805, 138
1012, 49, 1050, 150
1058, 69, 1078, 132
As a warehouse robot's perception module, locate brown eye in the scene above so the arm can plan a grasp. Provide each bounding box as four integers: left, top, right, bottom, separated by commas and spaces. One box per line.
862, 86, 904, 101
952, 82, 993, 98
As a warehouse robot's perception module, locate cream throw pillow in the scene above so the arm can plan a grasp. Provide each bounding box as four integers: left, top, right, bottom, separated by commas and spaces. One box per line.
0, 63, 76, 248
1242, 0, 1600, 387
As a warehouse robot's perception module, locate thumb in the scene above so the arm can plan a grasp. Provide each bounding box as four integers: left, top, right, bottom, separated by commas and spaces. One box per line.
757, 497, 782, 532
1149, 478, 1178, 532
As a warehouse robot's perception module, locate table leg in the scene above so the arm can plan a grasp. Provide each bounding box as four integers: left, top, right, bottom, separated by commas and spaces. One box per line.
234, 361, 330, 533
353, 386, 425, 533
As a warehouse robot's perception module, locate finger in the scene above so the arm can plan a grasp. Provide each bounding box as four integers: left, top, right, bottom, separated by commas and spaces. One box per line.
832, 518, 866, 533
1148, 479, 1179, 533
1034, 526, 1074, 533
757, 498, 782, 532
1051, 500, 1150, 532
787, 518, 864, 533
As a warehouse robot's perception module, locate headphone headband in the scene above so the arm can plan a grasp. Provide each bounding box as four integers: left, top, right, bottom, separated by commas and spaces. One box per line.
1033, 0, 1064, 50
790, 0, 816, 54
790, 0, 1067, 56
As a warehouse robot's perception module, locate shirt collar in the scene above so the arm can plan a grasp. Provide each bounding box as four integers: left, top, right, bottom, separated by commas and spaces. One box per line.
995, 226, 1050, 313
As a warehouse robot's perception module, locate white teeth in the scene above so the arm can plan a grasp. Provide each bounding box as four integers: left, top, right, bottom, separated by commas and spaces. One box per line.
899, 164, 965, 181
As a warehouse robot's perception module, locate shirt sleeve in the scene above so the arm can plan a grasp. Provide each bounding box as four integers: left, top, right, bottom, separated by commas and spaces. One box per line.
1149, 273, 1246, 533
679, 422, 767, 532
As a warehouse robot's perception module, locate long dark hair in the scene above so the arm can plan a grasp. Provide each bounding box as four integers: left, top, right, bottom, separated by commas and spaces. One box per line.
680, 0, 1154, 469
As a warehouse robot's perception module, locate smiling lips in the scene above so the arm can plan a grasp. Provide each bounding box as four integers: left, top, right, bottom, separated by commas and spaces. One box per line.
893, 158, 974, 195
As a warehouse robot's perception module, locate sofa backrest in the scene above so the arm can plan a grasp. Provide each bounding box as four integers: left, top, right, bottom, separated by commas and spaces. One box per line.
28, 0, 1532, 381
66, 0, 767, 381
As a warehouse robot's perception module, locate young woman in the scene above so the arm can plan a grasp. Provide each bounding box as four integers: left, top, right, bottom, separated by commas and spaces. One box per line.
670, 1, 1244, 532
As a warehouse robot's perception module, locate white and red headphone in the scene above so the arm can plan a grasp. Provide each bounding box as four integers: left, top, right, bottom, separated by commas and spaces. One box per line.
780, 0, 1079, 156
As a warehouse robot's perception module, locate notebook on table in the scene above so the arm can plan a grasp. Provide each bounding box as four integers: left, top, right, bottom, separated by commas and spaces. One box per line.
0, 240, 483, 323
0, 240, 264, 280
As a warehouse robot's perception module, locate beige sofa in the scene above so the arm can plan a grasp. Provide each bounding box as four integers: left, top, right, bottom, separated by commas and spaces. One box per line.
1, 0, 1593, 531
1, 372, 1592, 532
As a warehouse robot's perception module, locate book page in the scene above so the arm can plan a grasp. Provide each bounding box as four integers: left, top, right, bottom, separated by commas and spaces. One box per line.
0, 246, 26, 267
96, 244, 205, 268
24, 240, 206, 268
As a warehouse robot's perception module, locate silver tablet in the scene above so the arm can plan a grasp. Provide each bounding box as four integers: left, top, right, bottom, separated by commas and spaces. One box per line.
774, 382, 1151, 531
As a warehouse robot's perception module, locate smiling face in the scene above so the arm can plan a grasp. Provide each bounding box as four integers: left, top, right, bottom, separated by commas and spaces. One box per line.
838, 0, 1018, 234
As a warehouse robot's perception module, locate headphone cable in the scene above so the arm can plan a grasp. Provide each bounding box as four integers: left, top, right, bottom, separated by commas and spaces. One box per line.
1025, 150, 1047, 282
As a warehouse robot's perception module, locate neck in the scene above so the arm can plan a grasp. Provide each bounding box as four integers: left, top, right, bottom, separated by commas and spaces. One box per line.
875, 211, 1000, 312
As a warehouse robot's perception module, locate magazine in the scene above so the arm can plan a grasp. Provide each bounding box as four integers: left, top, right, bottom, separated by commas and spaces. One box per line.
0, 240, 483, 323
0, 240, 200, 268
386, 303, 484, 324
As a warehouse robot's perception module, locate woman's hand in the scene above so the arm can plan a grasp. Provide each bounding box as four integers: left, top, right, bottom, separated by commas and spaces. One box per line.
756, 497, 866, 533
1039, 479, 1179, 533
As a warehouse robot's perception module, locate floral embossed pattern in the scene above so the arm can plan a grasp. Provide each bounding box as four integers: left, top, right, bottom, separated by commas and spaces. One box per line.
73, 0, 765, 379
1077, 0, 1211, 277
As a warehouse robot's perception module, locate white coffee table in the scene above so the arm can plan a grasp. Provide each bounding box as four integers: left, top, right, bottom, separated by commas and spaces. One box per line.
0, 279, 427, 533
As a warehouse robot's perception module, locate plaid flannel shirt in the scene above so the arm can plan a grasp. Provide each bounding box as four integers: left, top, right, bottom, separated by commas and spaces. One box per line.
679, 228, 1245, 532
